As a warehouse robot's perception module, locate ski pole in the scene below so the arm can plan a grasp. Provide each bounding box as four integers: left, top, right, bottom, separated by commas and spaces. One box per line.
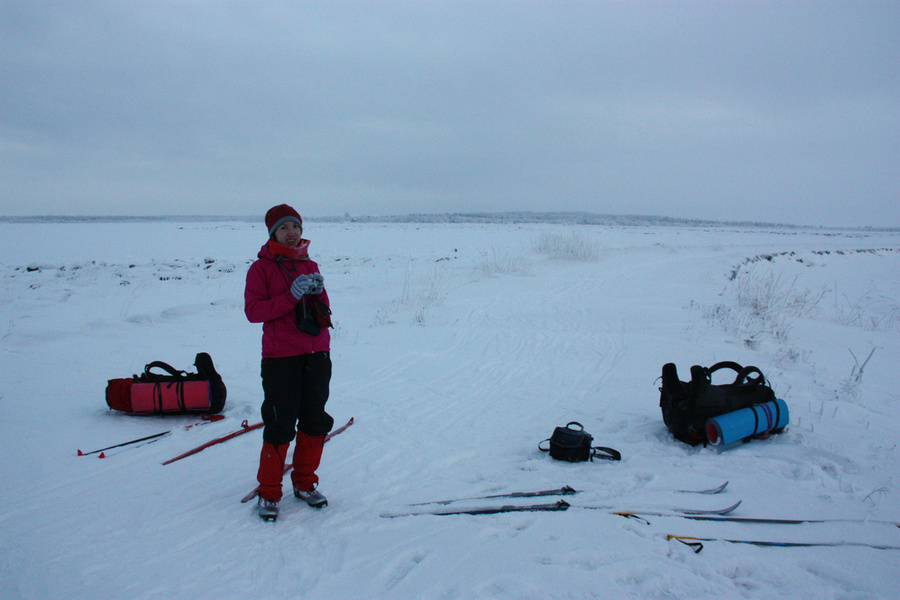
78, 414, 225, 457
78, 431, 170, 457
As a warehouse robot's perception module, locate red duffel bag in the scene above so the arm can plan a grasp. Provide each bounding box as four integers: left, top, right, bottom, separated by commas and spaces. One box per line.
106, 353, 227, 415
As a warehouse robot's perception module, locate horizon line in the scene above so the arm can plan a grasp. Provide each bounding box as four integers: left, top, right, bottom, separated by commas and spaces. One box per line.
0, 211, 895, 232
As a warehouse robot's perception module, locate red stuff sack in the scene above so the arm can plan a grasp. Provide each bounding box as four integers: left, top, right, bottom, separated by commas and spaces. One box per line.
105, 353, 227, 415
105, 378, 134, 412
130, 380, 213, 414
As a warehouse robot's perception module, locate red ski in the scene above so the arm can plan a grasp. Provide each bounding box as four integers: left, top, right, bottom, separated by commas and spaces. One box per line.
162, 419, 263, 465
240, 417, 354, 502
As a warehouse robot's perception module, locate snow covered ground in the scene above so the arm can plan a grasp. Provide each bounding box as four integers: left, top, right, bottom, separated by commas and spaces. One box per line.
1, 218, 898, 600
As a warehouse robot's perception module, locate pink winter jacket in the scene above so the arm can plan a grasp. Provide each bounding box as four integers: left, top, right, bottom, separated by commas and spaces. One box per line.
244, 242, 331, 358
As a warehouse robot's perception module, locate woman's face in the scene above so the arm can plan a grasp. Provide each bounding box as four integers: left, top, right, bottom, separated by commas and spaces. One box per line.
273, 221, 302, 247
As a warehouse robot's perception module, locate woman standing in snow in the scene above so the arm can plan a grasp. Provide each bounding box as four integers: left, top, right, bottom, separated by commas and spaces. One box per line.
244, 204, 334, 521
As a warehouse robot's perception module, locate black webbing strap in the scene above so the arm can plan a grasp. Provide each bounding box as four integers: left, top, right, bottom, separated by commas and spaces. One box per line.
750, 400, 780, 440
150, 380, 187, 412
143, 361, 185, 379
591, 446, 622, 461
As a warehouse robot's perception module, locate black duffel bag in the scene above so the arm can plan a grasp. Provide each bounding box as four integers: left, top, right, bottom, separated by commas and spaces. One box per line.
660, 361, 775, 445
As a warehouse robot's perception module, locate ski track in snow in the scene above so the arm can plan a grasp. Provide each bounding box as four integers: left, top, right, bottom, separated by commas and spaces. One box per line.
1, 220, 899, 600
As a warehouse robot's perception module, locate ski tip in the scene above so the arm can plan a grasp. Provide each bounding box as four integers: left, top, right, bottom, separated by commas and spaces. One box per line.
704, 481, 729, 494
679, 481, 729, 494
704, 499, 742, 515
77, 449, 84, 456
678, 499, 741, 515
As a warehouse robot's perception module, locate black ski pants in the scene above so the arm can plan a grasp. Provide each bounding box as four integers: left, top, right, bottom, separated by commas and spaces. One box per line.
260, 351, 334, 445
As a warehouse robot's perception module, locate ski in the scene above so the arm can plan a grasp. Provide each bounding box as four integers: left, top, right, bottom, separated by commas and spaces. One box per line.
596, 499, 743, 517
240, 417, 355, 503
657, 514, 900, 528
668, 535, 900, 553
163, 419, 263, 465
324, 416, 354, 442
382, 500, 571, 518
407, 481, 728, 507
78, 414, 225, 457
382, 499, 740, 519
410, 485, 578, 506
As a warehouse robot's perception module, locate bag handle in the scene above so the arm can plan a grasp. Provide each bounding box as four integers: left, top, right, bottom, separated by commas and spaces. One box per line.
705, 361, 743, 380
143, 361, 187, 379
733, 365, 766, 386
704, 362, 766, 386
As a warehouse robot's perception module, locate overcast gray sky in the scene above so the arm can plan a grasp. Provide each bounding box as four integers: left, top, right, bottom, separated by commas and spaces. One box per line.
2, 1, 897, 227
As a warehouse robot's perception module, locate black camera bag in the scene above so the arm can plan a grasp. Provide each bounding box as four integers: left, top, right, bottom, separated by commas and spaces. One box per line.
539, 422, 621, 462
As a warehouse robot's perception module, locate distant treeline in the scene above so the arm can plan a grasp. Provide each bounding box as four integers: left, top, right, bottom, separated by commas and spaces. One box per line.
0, 212, 895, 231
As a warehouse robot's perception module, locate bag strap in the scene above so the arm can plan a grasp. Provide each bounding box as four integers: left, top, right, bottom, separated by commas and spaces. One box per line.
143, 361, 187, 379
703, 361, 768, 386
150, 380, 187, 412
275, 261, 297, 288
705, 361, 743, 381
591, 446, 622, 461
733, 365, 766, 386
565, 421, 584, 431
753, 400, 781, 439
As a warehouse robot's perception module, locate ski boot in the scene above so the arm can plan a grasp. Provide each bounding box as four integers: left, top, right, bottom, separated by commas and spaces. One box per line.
294, 486, 327, 508
258, 496, 279, 521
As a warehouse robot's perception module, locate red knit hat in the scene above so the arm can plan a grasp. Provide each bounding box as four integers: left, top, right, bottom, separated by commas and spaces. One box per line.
265, 204, 303, 237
